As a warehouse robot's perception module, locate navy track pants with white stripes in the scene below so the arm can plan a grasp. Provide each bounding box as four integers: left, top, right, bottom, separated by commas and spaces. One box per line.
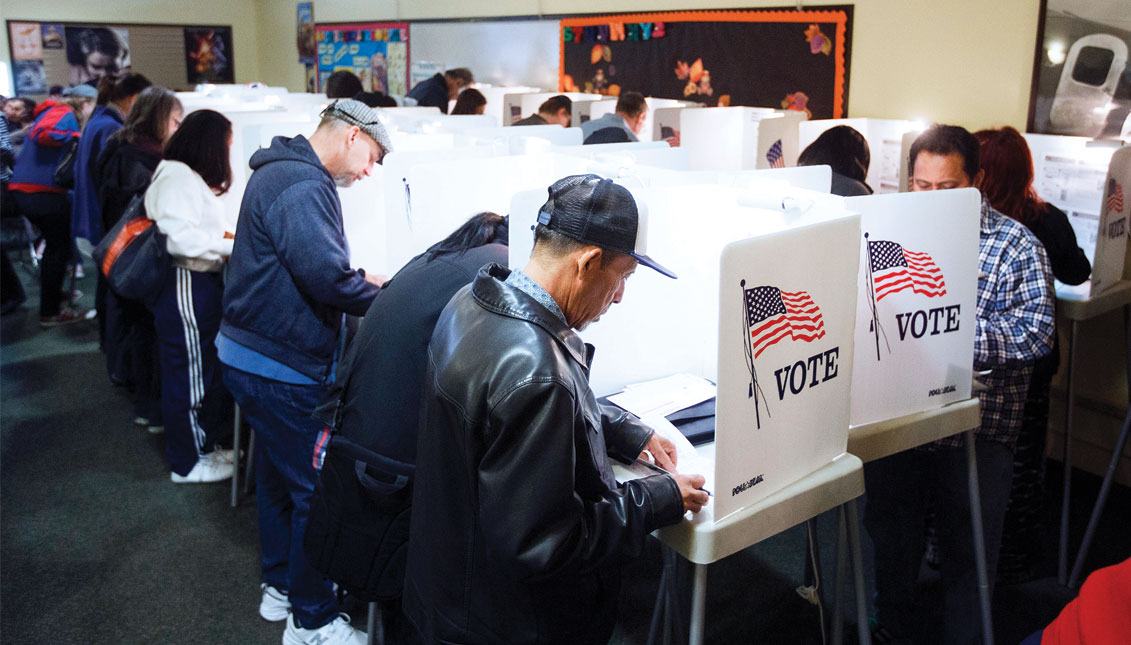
151, 267, 231, 476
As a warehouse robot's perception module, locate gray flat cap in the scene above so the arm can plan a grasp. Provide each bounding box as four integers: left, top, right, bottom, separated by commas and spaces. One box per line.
321, 99, 394, 157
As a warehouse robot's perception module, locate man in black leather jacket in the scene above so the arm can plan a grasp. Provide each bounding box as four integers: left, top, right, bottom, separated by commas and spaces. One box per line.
403, 175, 708, 644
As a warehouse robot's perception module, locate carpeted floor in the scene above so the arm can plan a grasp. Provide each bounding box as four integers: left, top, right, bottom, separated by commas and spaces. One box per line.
2, 255, 1128, 644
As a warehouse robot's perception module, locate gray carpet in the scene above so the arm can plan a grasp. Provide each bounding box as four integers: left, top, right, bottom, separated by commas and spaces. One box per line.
2, 255, 1128, 644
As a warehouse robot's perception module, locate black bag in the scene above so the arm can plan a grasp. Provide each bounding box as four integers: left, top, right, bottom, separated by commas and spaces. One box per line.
91, 195, 169, 304
304, 434, 414, 602
53, 137, 79, 190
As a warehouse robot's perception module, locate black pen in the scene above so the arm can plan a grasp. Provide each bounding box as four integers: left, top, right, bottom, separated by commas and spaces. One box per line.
634, 458, 712, 497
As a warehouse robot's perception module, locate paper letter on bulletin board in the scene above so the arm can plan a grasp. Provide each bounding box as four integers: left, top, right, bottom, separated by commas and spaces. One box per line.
315, 22, 410, 97
560, 9, 851, 119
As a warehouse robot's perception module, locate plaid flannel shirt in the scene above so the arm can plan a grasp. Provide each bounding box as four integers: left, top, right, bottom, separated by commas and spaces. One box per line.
933, 197, 1055, 449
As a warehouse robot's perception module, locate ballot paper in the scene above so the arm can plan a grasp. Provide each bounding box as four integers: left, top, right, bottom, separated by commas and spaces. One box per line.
607, 373, 717, 419
616, 414, 716, 504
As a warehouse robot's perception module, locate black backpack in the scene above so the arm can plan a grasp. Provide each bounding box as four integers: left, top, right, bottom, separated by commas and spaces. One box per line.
304, 344, 415, 602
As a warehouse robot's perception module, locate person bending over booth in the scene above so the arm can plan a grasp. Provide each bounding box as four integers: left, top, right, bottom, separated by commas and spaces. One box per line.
406, 67, 473, 114
403, 174, 708, 644
514, 95, 573, 127
864, 124, 1055, 644
218, 99, 391, 645
581, 91, 647, 144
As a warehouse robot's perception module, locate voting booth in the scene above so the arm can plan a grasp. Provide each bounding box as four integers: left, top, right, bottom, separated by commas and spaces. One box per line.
586, 96, 700, 143
509, 180, 860, 519
799, 118, 921, 194
680, 108, 806, 172
503, 91, 601, 125
1091, 145, 1131, 295
844, 189, 980, 426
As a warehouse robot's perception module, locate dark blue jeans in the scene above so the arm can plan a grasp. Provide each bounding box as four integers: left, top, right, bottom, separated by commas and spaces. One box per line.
864, 440, 1015, 645
222, 366, 337, 629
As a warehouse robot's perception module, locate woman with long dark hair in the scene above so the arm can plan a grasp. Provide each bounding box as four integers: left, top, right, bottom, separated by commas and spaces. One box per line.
94, 87, 183, 432
974, 126, 1090, 582
797, 124, 874, 196
145, 109, 235, 483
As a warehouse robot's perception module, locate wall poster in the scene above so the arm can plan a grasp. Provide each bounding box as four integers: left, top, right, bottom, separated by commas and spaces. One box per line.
314, 22, 410, 97
559, 8, 852, 119
184, 27, 234, 84
297, 2, 316, 64
64, 26, 131, 86
1029, 0, 1131, 139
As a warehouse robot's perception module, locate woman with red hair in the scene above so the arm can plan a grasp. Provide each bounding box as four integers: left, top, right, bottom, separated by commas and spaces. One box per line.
974, 126, 1090, 583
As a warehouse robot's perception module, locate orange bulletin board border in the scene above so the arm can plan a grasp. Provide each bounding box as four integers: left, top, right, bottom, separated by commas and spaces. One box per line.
559, 9, 850, 118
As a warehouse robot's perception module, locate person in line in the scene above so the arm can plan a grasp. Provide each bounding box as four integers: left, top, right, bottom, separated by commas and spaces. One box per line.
306, 212, 510, 640
352, 91, 398, 109
974, 126, 1091, 583
7, 91, 91, 326
581, 91, 647, 144
406, 67, 473, 114
864, 125, 1056, 644
404, 174, 708, 644
144, 109, 237, 484
1, 101, 25, 314
94, 87, 183, 431
218, 99, 392, 645
324, 70, 363, 100
73, 73, 151, 247
450, 87, 486, 115
797, 124, 874, 196
513, 95, 573, 127
74, 74, 152, 351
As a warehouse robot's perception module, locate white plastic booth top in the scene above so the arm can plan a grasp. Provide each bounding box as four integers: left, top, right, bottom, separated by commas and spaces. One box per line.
680, 107, 806, 172
798, 118, 922, 194
471, 85, 542, 128
508, 91, 604, 125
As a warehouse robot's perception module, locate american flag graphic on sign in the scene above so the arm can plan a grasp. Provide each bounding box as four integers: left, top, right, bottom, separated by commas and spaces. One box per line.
869, 240, 947, 301
744, 286, 825, 358
766, 139, 785, 168
1107, 178, 1124, 214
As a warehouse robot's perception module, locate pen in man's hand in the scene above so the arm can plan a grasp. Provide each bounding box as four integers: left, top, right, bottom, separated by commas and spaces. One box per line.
634, 458, 712, 497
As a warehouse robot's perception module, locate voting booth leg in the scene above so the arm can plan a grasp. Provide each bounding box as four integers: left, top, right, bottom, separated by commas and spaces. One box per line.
1068, 405, 1131, 588
831, 508, 848, 645
965, 431, 995, 645
1058, 320, 1080, 585
688, 564, 708, 645
231, 404, 242, 508
366, 601, 384, 645
844, 499, 872, 645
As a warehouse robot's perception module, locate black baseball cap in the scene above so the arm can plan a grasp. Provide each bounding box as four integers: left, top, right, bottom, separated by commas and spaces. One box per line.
536, 174, 676, 279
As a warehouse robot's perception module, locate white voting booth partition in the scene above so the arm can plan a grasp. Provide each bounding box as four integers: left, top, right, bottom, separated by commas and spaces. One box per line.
509, 180, 860, 520
518, 92, 604, 124
652, 104, 702, 142
1091, 145, 1131, 296
680, 108, 805, 172
473, 85, 542, 128
799, 118, 921, 194
1023, 133, 1119, 269
845, 189, 980, 427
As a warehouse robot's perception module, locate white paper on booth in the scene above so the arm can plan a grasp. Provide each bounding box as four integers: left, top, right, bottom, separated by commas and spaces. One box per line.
608, 373, 716, 418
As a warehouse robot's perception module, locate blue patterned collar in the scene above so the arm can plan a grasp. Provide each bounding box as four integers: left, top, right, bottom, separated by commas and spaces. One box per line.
505, 268, 568, 327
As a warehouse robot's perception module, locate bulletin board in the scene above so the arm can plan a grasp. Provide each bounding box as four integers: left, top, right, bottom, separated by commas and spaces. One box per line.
314, 22, 410, 97
559, 8, 852, 119
6, 20, 235, 97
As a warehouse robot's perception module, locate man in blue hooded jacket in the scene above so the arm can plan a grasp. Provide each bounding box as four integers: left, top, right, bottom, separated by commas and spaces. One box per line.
218, 99, 391, 645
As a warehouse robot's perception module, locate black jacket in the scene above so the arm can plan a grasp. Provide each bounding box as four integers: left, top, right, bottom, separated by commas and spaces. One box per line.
403, 264, 685, 645
94, 135, 162, 231
407, 73, 450, 114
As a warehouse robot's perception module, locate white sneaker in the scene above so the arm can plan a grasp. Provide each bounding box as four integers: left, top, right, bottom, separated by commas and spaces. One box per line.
260, 583, 291, 622
170, 453, 234, 483
282, 613, 367, 645
210, 448, 235, 464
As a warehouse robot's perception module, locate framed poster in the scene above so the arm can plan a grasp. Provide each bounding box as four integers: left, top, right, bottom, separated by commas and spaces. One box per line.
560, 8, 852, 119
1029, 0, 1131, 139
297, 2, 316, 64
184, 26, 235, 84
64, 26, 131, 85
314, 22, 410, 96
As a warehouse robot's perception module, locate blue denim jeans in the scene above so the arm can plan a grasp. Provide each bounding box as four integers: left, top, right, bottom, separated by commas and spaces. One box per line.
222, 366, 337, 629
